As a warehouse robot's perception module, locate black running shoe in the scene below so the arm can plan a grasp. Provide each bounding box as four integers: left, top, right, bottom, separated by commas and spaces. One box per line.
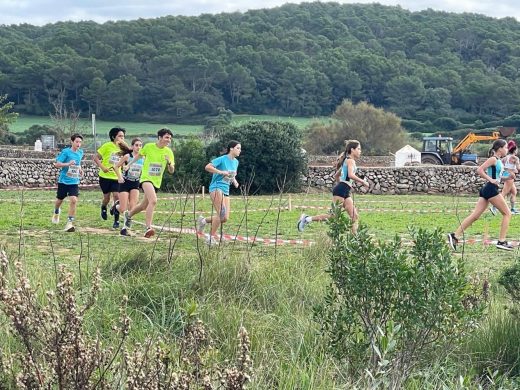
120, 228, 130, 236
110, 200, 120, 216
101, 205, 107, 220
447, 233, 458, 251
496, 241, 514, 251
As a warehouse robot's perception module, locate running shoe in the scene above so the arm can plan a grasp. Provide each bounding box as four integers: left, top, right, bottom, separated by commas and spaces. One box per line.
297, 214, 309, 232
112, 200, 120, 218
120, 228, 130, 236
52, 213, 60, 224
196, 215, 207, 233
101, 205, 108, 220
205, 234, 219, 246
489, 206, 497, 216
447, 233, 458, 251
496, 241, 514, 251
511, 208, 519, 215
144, 227, 155, 238
113, 221, 120, 229
123, 211, 132, 228
64, 221, 75, 232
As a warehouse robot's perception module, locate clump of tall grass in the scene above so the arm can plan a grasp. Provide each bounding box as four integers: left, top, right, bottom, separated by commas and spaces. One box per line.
0, 247, 253, 389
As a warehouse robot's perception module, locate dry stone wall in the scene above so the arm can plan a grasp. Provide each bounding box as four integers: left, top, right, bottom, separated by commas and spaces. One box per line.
0, 158, 98, 187
303, 165, 486, 194
0, 151, 490, 195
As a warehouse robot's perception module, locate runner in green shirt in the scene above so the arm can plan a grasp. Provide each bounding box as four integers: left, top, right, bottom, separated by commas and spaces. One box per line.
124, 128, 175, 238
93, 127, 128, 229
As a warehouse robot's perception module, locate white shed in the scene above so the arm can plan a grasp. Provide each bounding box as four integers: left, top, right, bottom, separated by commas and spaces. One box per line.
394, 145, 421, 167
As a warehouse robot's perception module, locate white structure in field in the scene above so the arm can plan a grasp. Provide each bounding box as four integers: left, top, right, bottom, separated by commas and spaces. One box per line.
394, 145, 421, 167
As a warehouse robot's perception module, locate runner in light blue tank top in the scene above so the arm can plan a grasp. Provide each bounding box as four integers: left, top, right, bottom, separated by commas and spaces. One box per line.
297, 140, 369, 234
448, 139, 514, 252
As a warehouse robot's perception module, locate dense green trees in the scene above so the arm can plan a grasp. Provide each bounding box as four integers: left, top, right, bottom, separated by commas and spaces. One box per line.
1, 3, 520, 123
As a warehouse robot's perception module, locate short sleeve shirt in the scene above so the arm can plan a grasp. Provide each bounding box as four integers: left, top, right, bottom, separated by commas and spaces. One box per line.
56, 147, 84, 185
97, 142, 121, 180
139, 143, 175, 188
208, 154, 239, 195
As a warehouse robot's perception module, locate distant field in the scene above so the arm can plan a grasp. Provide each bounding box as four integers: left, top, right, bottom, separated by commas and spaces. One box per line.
8, 114, 325, 136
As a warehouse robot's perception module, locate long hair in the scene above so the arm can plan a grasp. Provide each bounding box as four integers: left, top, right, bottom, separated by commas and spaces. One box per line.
336, 140, 361, 170
224, 140, 240, 154
117, 140, 133, 156
488, 139, 506, 157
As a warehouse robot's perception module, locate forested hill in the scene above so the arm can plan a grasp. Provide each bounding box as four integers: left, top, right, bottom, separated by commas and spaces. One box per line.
1, 2, 520, 125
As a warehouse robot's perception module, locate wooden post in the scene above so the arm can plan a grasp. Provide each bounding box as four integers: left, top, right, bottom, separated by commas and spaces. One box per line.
202, 186, 205, 200
288, 194, 292, 211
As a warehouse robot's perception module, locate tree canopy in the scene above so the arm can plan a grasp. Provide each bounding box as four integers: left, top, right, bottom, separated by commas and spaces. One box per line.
1, 3, 520, 124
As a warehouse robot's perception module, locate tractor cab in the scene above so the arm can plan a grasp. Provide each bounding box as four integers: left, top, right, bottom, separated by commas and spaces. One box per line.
421, 136, 453, 165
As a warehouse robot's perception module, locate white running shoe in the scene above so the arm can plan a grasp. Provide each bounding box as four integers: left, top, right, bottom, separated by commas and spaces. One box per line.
511, 208, 519, 215
205, 234, 219, 246
64, 221, 75, 232
297, 214, 309, 232
489, 206, 497, 216
196, 215, 207, 233
52, 213, 60, 224
496, 240, 514, 251
123, 210, 132, 228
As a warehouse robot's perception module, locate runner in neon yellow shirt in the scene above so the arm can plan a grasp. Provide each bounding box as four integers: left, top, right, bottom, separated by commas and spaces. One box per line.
93, 127, 128, 228
124, 128, 175, 238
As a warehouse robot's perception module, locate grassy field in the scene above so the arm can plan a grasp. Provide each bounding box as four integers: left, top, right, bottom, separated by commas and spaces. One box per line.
0, 190, 518, 388
8, 114, 325, 136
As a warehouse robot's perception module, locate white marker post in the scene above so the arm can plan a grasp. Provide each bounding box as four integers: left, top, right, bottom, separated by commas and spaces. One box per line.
92, 114, 96, 151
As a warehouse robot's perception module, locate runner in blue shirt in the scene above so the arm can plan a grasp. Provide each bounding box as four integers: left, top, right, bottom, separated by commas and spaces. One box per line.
52, 133, 84, 232
197, 140, 241, 245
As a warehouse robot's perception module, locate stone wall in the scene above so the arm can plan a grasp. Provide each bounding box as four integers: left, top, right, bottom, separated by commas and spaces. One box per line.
0, 156, 489, 195
0, 158, 98, 187
307, 154, 394, 167
303, 165, 487, 194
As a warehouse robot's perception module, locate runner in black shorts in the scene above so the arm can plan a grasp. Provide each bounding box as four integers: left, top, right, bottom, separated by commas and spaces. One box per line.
115, 138, 144, 236
297, 140, 369, 234
448, 139, 514, 251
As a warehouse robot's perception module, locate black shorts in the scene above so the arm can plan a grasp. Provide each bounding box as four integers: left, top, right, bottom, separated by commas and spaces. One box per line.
99, 177, 119, 194
332, 181, 352, 199
479, 182, 499, 200
56, 183, 79, 200
139, 181, 158, 192
119, 179, 140, 193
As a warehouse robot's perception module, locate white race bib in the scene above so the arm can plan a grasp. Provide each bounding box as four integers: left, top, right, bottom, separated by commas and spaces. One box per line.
222, 171, 236, 184
127, 164, 142, 179
148, 163, 162, 176
108, 153, 119, 165
66, 165, 80, 178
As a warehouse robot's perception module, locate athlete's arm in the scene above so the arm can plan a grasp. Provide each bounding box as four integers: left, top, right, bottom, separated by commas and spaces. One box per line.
347, 160, 369, 187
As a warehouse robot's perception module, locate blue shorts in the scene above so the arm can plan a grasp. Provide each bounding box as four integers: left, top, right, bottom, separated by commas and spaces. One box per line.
332, 181, 352, 199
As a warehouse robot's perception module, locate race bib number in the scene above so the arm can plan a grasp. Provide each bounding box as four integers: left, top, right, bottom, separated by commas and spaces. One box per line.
108, 153, 119, 165
222, 171, 236, 184
66, 165, 80, 178
127, 164, 142, 179
148, 163, 162, 176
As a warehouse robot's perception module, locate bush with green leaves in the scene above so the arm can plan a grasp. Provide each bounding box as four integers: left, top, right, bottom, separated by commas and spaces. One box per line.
206, 121, 306, 194
433, 117, 460, 131
499, 260, 520, 304
161, 136, 209, 192
314, 207, 484, 387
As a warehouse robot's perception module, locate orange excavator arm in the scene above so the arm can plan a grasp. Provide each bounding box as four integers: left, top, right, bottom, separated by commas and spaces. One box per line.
453, 132, 500, 154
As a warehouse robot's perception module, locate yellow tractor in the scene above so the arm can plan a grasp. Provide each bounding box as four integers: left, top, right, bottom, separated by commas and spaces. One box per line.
421, 127, 516, 165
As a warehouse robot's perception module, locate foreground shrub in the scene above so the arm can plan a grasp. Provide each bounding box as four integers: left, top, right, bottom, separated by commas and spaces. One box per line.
0, 248, 252, 389
314, 208, 485, 388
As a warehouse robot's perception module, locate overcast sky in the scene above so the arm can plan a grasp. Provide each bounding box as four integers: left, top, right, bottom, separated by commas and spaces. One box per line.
0, 0, 517, 26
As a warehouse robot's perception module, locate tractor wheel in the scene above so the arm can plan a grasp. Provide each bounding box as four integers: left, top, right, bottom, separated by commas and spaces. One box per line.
421, 156, 441, 165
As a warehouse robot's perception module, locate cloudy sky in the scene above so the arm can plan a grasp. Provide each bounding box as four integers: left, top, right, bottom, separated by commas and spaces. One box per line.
0, 0, 517, 26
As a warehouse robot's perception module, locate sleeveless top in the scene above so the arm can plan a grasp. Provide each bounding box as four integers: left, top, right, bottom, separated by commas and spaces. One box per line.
486, 158, 503, 182
124, 152, 145, 182
340, 157, 357, 185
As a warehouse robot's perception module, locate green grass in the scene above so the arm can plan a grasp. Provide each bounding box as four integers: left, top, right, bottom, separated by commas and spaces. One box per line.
8, 114, 326, 136
0, 190, 519, 388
